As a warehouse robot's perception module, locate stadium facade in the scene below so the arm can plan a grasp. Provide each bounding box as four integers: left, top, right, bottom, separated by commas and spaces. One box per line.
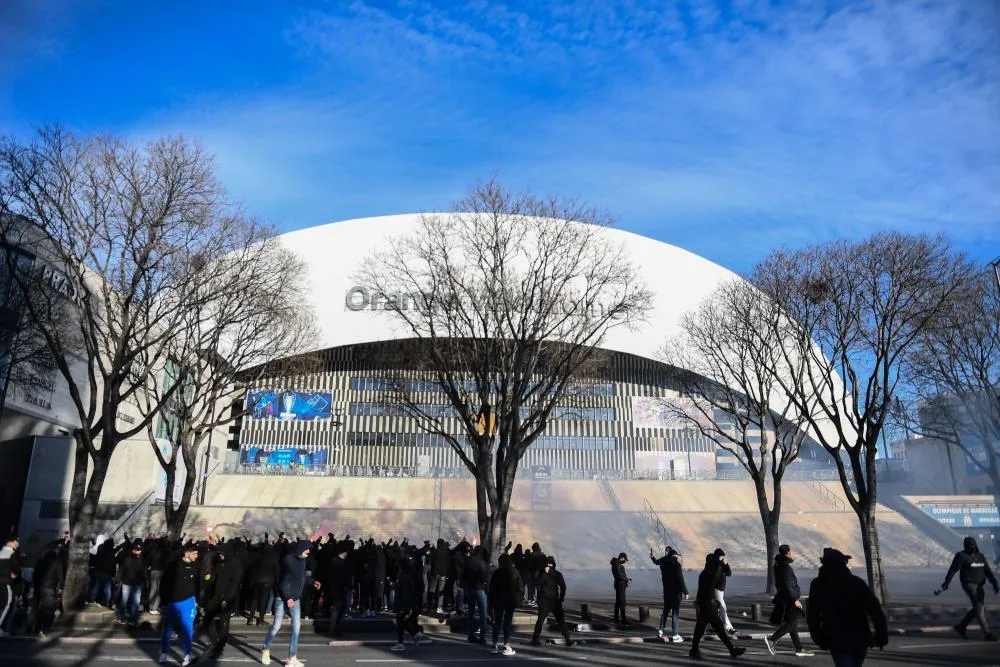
234, 214, 832, 480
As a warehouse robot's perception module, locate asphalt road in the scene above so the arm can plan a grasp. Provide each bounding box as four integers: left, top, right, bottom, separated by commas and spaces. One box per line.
1, 631, 998, 667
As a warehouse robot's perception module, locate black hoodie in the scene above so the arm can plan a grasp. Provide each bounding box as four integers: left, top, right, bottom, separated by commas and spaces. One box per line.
652, 549, 688, 598
773, 553, 800, 603
276, 540, 310, 602
944, 537, 998, 589
807, 561, 887, 651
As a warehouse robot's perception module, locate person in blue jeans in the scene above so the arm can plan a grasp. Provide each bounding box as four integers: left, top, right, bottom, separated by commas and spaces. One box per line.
651, 546, 688, 642
159, 543, 201, 666
89, 536, 116, 606
463, 546, 489, 644
262, 540, 312, 667
116, 541, 147, 625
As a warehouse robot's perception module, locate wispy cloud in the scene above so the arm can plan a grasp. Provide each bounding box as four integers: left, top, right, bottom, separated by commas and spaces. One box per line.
124, 0, 998, 269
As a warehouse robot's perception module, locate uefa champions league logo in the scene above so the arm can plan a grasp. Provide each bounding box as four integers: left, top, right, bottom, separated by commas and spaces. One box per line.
279, 393, 296, 419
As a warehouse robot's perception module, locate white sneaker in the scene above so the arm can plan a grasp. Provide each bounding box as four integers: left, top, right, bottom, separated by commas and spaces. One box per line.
502, 645, 516, 656
286, 657, 305, 667
657, 629, 664, 638
764, 637, 776, 656
415, 632, 433, 646
795, 649, 815, 657
181, 656, 192, 667
158, 653, 169, 665
671, 635, 684, 643
261, 647, 271, 665
390, 643, 405, 651
436, 607, 444, 614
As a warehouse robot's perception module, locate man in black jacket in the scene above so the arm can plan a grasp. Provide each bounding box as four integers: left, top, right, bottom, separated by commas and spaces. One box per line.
712, 548, 736, 634
390, 547, 433, 652
201, 542, 244, 659
690, 553, 746, 660
942, 536, 999, 641
159, 543, 201, 666
611, 552, 631, 628
248, 541, 279, 626
31, 542, 65, 638
529, 556, 572, 647
807, 548, 887, 667
463, 546, 489, 643
764, 545, 813, 656
116, 541, 147, 625
262, 540, 311, 667
651, 546, 688, 642
428, 539, 450, 613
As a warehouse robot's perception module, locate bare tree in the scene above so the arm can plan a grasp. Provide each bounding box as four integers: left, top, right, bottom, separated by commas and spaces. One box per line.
900, 266, 1000, 513
662, 278, 818, 593
0, 127, 248, 608
752, 232, 972, 602
357, 178, 652, 561
138, 222, 320, 538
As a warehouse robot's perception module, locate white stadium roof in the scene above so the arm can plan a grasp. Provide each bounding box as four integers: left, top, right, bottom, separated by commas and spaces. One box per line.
276, 213, 739, 361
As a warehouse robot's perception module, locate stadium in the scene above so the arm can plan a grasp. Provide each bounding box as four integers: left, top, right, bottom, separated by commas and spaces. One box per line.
4, 214, 957, 571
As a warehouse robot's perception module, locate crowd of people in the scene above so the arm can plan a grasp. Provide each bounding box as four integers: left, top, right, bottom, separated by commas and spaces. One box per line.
0, 529, 997, 666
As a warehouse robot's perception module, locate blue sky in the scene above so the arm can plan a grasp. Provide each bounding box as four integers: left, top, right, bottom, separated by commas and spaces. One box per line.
1, 0, 997, 271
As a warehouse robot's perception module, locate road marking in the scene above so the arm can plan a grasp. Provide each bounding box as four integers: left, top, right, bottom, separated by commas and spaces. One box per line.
897, 641, 992, 650
355, 658, 590, 664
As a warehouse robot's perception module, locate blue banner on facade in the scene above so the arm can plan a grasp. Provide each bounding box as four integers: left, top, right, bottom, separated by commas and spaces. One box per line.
919, 502, 1000, 528
240, 446, 329, 467
247, 389, 332, 420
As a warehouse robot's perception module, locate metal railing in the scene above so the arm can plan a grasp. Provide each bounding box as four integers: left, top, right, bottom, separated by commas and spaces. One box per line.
108, 490, 156, 541
808, 474, 847, 511
643, 497, 679, 548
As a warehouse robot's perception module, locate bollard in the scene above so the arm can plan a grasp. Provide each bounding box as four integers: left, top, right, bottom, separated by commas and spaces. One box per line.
581, 604, 591, 621
638, 606, 649, 623
751, 603, 761, 621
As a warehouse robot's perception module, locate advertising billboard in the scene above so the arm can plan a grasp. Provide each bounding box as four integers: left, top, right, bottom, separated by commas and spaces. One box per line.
918, 502, 1000, 529
240, 446, 329, 467
247, 389, 332, 421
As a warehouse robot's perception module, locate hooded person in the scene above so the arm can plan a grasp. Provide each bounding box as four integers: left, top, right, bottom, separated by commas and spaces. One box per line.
463, 545, 490, 644
651, 545, 688, 642
428, 538, 450, 613
201, 542, 244, 659
488, 553, 524, 655
390, 546, 433, 651
807, 548, 888, 667
711, 548, 735, 634
529, 556, 573, 647
0, 535, 20, 636
611, 552, 631, 628
764, 545, 813, 656
31, 542, 65, 638
942, 536, 999, 641
689, 553, 745, 660
262, 540, 312, 667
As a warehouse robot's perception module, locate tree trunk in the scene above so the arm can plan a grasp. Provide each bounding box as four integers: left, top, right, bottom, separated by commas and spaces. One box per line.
168, 466, 198, 539
858, 502, 888, 604
163, 463, 178, 540
754, 482, 779, 595
474, 473, 513, 565
63, 446, 111, 610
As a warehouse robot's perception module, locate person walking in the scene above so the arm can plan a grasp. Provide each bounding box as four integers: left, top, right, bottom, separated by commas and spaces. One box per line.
651, 546, 687, 642
116, 541, 147, 626
463, 546, 489, 644
200, 542, 243, 659
689, 553, 746, 660
248, 540, 279, 626
807, 548, 888, 667
711, 548, 736, 635
764, 545, 813, 657
390, 546, 433, 651
31, 541, 65, 638
261, 540, 312, 667
488, 554, 523, 656
529, 556, 573, 647
158, 543, 201, 666
941, 536, 999, 641
611, 552, 631, 628
0, 535, 19, 637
